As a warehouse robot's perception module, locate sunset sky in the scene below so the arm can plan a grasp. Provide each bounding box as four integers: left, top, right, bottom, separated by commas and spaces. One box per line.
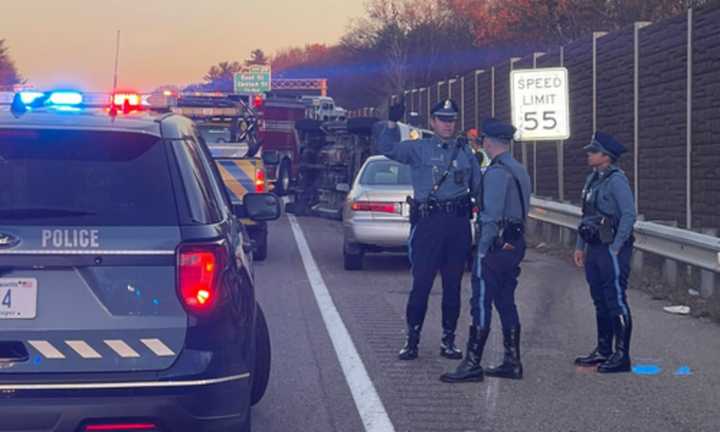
2, 0, 367, 91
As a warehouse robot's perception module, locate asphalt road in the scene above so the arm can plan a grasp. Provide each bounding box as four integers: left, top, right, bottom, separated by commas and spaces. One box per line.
252, 215, 720, 432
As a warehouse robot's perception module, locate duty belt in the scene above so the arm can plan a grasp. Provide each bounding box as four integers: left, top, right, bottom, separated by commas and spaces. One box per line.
407, 195, 471, 219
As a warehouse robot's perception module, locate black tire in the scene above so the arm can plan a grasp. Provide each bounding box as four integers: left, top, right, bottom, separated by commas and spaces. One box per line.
295, 118, 322, 132
347, 117, 380, 135
254, 231, 268, 262
343, 250, 364, 271
251, 305, 271, 406
274, 159, 291, 196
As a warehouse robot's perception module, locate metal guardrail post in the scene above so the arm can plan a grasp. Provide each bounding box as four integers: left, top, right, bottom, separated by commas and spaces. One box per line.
701, 228, 717, 298
632, 214, 645, 275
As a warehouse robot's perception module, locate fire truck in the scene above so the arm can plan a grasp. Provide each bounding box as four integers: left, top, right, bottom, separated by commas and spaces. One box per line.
253, 78, 335, 196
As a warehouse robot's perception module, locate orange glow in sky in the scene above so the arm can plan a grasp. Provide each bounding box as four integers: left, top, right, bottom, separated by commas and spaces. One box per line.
2, 0, 366, 91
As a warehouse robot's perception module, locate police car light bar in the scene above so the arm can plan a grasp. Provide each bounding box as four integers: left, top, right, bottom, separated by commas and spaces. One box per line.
0, 90, 176, 116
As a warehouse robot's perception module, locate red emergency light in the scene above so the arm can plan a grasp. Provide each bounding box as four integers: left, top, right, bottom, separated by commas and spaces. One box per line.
110, 92, 143, 115
252, 94, 264, 109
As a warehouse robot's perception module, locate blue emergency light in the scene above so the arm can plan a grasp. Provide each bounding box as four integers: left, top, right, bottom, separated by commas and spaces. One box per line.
18, 91, 44, 105
47, 91, 84, 106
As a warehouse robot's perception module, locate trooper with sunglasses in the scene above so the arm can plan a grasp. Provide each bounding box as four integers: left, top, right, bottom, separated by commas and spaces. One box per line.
572, 131, 636, 373
375, 99, 481, 361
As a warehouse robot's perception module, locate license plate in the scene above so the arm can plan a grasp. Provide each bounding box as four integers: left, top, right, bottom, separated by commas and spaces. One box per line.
0, 278, 38, 319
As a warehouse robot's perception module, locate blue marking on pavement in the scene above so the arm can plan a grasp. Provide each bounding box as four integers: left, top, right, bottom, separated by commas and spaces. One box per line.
632, 364, 662, 376
674, 365, 693, 376
153, 298, 160, 305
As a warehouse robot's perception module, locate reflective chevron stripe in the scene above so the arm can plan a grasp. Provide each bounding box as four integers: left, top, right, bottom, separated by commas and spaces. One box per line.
104, 340, 141, 358
140, 338, 175, 357
28, 340, 65, 359
65, 340, 102, 359
26, 338, 176, 360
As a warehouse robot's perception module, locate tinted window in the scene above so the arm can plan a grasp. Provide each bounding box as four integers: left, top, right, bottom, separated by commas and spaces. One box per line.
171, 139, 222, 224
0, 129, 178, 226
190, 135, 232, 219
359, 160, 412, 186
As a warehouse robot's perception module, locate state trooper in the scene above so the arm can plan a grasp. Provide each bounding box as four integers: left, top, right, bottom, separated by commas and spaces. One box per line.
375, 99, 482, 361
574, 132, 636, 373
441, 118, 530, 383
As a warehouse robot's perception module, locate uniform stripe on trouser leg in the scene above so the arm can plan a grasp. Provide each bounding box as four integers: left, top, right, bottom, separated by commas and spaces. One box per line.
474, 255, 487, 328
65, 340, 102, 359
408, 225, 417, 269
609, 250, 629, 315
28, 341, 65, 359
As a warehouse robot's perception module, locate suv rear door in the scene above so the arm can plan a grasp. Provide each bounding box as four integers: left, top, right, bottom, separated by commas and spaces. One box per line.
0, 128, 186, 374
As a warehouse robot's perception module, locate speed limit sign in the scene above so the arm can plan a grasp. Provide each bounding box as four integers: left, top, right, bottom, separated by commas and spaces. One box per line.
510, 67, 570, 141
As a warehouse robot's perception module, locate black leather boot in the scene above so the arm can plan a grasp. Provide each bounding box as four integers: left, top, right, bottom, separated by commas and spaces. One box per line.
575, 314, 613, 366
440, 326, 489, 383
440, 329, 463, 359
398, 325, 421, 360
485, 326, 523, 379
598, 314, 632, 373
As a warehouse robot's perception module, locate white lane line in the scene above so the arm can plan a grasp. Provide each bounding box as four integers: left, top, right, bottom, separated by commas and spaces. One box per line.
288, 214, 395, 432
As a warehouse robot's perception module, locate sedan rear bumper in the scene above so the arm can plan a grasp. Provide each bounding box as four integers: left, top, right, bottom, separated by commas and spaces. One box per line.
344, 219, 411, 248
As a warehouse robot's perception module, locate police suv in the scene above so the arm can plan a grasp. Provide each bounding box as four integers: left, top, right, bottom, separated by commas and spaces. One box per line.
0, 90, 280, 432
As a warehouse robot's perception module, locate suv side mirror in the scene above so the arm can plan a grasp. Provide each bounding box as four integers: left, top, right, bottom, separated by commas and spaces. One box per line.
261, 150, 280, 165
234, 193, 282, 221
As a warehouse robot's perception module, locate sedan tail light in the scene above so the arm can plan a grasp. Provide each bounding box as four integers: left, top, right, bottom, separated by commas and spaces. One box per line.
177, 243, 227, 315
351, 201, 401, 214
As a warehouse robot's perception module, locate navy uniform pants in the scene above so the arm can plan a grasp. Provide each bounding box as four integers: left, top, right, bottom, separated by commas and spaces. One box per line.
585, 240, 633, 317
470, 238, 526, 330
407, 213, 471, 332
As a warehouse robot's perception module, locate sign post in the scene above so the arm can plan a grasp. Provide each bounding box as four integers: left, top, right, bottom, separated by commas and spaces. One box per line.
510, 67, 570, 141
234, 65, 272, 94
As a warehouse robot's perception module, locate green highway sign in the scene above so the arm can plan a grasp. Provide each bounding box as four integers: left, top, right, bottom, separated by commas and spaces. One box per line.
234, 65, 272, 94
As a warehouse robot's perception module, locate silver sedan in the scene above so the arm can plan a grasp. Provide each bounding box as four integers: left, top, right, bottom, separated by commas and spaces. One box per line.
342, 156, 413, 270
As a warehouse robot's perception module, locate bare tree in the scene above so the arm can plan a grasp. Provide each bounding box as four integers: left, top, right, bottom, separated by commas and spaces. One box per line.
246, 49, 269, 66
0, 39, 22, 88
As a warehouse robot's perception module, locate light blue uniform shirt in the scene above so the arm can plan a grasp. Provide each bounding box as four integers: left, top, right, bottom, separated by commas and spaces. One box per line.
374, 122, 481, 202
475, 151, 531, 257
576, 165, 637, 254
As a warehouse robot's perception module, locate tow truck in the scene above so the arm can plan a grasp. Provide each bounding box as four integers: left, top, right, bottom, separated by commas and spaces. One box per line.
171, 93, 272, 260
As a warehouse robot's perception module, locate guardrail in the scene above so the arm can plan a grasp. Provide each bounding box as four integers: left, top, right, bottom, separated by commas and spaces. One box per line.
529, 196, 720, 275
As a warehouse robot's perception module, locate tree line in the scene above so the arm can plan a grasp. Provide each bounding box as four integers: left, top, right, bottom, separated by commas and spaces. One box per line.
197, 0, 692, 109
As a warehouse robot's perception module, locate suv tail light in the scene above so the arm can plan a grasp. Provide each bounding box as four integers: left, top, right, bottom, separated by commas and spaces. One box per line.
177, 243, 227, 315
351, 201, 401, 214
255, 168, 266, 193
